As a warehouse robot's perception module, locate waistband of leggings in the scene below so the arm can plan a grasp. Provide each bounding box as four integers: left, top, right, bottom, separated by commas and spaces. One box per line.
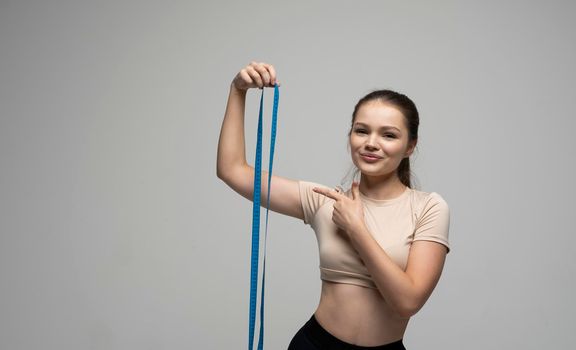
304, 314, 406, 350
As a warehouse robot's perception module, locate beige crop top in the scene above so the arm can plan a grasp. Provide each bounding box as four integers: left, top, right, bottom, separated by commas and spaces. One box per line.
298, 180, 451, 289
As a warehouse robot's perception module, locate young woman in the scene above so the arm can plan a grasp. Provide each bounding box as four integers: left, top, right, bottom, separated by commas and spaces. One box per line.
216, 61, 450, 350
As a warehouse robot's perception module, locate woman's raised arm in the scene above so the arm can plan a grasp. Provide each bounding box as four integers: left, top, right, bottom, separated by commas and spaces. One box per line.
216, 62, 304, 221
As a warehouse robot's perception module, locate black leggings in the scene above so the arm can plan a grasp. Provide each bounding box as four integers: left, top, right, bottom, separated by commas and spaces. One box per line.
288, 314, 406, 350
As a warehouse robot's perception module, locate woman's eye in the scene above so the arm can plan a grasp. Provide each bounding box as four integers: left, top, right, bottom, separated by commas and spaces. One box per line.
354, 129, 367, 134
383, 134, 396, 138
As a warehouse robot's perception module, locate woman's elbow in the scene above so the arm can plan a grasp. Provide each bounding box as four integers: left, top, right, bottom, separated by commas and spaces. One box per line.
216, 164, 234, 183
394, 299, 425, 319
216, 167, 227, 181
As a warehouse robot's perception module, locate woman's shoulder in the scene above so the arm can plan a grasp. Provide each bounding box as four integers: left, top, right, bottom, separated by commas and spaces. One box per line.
298, 179, 330, 187
297, 179, 335, 194
408, 187, 450, 211
297, 179, 337, 225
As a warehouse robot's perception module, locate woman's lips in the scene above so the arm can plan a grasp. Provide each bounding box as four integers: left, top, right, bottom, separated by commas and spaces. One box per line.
360, 154, 382, 162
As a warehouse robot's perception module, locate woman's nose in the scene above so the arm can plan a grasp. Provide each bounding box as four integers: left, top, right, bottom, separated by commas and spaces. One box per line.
366, 135, 379, 149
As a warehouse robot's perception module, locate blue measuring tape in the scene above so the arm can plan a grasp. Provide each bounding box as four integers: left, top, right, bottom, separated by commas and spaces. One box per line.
249, 84, 279, 350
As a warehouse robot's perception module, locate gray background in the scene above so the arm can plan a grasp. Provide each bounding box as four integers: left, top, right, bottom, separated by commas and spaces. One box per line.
1, 0, 575, 349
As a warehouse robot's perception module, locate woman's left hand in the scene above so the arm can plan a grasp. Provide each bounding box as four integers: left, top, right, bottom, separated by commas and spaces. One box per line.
312, 182, 365, 236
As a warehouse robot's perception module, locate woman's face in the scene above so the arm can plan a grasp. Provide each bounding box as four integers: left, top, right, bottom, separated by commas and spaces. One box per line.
349, 101, 416, 180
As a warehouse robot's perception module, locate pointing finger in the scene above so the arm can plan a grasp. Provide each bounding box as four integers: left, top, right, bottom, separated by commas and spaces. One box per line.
312, 187, 341, 200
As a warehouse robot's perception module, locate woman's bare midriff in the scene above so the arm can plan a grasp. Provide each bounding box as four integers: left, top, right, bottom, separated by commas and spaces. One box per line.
313, 280, 410, 347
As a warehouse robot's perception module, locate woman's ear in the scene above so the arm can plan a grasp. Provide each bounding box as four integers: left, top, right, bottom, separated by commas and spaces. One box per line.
405, 138, 417, 158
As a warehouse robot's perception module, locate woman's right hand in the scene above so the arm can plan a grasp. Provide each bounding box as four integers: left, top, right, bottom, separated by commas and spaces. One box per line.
232, 61, 281, 91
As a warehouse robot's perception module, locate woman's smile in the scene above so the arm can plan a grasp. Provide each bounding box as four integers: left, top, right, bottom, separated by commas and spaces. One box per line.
360, 154, 383, 162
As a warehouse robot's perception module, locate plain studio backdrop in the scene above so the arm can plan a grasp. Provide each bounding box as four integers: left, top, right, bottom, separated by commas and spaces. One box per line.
1, 0, 575, 349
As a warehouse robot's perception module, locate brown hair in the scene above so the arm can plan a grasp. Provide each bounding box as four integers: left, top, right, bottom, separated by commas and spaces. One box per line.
344, 89, 420, 188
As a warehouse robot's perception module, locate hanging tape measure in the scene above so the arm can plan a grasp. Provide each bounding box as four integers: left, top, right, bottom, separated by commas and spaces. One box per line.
249, 83, 279, 350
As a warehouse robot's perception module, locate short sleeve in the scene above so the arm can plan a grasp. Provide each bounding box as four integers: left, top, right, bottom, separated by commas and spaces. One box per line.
298, 180, 333, 225
413, 192, 451, 253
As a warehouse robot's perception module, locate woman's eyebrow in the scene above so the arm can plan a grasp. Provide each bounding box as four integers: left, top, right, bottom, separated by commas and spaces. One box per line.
353, 122, 401, 132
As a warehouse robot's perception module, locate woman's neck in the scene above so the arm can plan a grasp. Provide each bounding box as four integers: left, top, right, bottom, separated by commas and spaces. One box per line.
359, 173, 407, 200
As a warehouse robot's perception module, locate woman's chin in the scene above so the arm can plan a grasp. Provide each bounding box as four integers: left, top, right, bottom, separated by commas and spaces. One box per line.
357, 166, 396, 178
